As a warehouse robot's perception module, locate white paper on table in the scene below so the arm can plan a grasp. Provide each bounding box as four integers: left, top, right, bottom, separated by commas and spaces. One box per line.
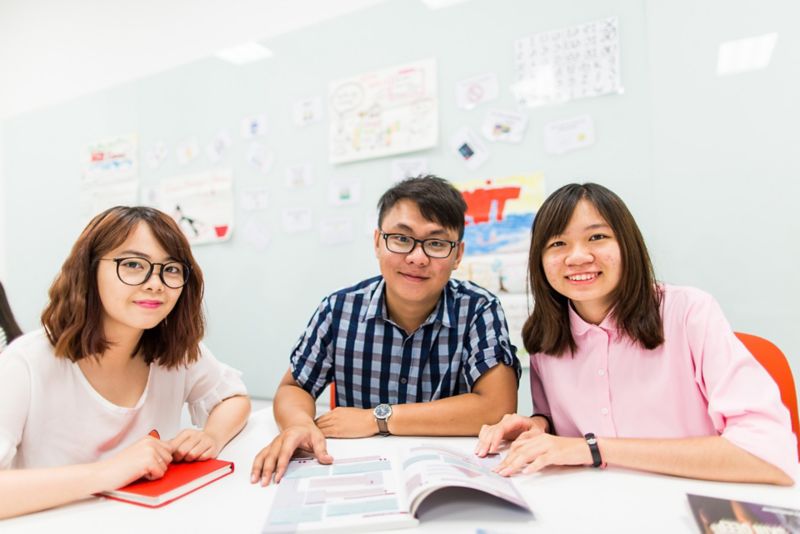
450, 127, 489, 169
389, 157, 429, 183
455, 72, 499, 110
246, 142, 274, 174
481, 109, 528, 143
543, 115, 595, 154
241, 113, 268, 138
285, 163, 314, 189
206, 129, 232, 163
281, 208, 313, 234
328, 177, 361, 206
240, 186, 269, 212
319, 216, 355, 245
293, 96, 323, 126
176, 138, 200, 166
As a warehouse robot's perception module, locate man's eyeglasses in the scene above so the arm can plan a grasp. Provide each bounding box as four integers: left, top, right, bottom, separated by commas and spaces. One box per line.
380, 231, 459, 259
100, 257, 190, 289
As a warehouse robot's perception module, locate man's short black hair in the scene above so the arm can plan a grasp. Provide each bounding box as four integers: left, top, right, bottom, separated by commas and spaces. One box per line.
377, 175, 467, 239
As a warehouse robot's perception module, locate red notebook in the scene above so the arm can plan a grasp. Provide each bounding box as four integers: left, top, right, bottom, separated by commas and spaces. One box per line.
101, 458, 234, 508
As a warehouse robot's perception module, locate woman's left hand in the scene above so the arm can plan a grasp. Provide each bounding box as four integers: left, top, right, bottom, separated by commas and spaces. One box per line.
168, 429, 222, 462
494, 433, 592, 476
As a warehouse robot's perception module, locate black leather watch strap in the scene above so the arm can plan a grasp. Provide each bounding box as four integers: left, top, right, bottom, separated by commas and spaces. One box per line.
584, 432, 604, 468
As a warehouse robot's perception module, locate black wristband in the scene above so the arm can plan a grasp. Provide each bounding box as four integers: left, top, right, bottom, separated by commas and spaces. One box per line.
584, 432, 603, 468
531, 413, 555, 435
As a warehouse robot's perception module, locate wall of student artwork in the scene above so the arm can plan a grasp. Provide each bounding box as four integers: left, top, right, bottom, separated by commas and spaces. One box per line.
2, 0, 799, 411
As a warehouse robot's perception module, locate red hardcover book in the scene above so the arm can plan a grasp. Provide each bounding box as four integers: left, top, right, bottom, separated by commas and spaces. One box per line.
101, 458, 234, 508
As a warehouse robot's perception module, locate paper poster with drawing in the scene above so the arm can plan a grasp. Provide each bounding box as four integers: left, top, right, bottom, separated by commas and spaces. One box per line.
82, 134, 138, 185
456, 174, 545, 256
512, 17, 622, 107
158, 170, 234, 245
454, 174, 546, 358
329, 58, 438, 164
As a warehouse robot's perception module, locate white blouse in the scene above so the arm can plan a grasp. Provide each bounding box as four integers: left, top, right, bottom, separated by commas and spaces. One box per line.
0, 330, 247, 469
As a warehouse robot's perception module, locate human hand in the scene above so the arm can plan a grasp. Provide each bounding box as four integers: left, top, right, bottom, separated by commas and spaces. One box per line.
97, 435, 175, 491
315, 407, 376, 438
475, 414, 547, 457
493, 433, 591, 476
250, 424, 332, 486
168, 429, 221, 462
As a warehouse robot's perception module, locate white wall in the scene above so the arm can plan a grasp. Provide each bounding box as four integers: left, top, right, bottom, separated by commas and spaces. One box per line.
0, 0, 387, 288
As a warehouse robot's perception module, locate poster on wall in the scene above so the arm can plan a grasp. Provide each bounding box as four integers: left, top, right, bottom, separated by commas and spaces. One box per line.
81, 133, 139, 221
454, 174, 547, 358
158, 170, 234, 245
512, 17, 622, 107
456, 173, 546, 257
329, 58, 438, 164
82, 134, 138, 185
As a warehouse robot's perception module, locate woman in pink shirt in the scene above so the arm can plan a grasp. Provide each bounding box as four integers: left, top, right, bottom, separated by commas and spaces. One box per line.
475, 183, 796, 485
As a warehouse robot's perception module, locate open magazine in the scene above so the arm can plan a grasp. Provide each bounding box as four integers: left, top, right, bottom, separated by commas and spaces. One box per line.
687, 494, 800, 534
262, 443, 532, 533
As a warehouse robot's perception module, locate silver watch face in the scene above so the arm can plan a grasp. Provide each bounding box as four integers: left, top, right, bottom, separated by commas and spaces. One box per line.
374, 403, 392, 419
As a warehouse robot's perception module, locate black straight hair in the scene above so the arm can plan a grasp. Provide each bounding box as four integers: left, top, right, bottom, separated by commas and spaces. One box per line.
377, 175, 467, 239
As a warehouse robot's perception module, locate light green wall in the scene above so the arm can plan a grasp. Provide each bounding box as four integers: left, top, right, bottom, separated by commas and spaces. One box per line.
3, 0, 798, 413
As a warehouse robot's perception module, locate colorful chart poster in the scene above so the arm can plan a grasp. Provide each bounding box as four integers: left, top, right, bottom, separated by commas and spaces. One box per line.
82, 134, 138, 185
456, 173, 545, 255
512, 17, 622, 107
329, 58, 438, 164
454, 174, 546, 358
158, 170, 234, 245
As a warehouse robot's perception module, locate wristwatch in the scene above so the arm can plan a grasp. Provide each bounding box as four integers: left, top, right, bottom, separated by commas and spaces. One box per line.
373, 403, 393, 436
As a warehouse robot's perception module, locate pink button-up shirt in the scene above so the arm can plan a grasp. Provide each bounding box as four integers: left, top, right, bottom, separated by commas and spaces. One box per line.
530, 284, 798, 480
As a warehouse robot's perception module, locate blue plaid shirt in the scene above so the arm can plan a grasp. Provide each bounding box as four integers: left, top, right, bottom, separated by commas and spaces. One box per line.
290, 275, 521, 408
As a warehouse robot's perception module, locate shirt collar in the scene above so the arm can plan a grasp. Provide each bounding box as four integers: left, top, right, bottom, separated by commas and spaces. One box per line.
568, 301, 618, 336
362, 277, 454, 329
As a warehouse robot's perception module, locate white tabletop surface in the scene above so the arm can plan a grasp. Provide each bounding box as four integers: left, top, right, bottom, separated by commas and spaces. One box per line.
2, 405, 798, 534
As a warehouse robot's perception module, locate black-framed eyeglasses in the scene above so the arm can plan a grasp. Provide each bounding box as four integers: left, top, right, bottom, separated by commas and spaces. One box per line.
380, 231, 459, 259
100, 257, 190, 289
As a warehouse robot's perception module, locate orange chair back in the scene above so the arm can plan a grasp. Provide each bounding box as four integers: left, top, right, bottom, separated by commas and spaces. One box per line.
329, 381, 337, 410
735, 332, 800, 461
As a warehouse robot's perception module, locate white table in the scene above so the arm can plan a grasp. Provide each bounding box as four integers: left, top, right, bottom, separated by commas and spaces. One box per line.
2, 406, 798, 533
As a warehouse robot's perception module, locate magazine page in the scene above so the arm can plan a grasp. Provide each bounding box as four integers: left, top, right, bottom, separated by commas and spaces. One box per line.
262, 452, 416, 533
401, 444, 531, 515
687, 494, 800, 534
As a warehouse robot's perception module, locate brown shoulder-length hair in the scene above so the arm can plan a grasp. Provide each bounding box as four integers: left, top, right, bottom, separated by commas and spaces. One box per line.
41, 206, 205, 368
522, 183, 663, 356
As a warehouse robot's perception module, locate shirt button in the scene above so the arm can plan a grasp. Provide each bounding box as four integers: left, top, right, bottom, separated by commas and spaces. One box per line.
600, 408, 609, 416
598, 369, 606, 376
400, 378, 407, 384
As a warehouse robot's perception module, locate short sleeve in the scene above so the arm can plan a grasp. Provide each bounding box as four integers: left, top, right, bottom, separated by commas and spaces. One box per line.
289, 297, 335, 399
686, 291, 798, 481
184, 343, 248, 428
461, 298, 521, 389
0, 350, 31, 469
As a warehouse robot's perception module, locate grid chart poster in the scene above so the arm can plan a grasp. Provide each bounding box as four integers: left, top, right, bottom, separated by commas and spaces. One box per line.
513, 17, 622, 108
329, 58, 438, 164
158, 170, 234, 245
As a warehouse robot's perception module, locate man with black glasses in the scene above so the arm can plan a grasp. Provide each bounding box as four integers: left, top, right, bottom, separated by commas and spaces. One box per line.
251, 175, 521, 485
